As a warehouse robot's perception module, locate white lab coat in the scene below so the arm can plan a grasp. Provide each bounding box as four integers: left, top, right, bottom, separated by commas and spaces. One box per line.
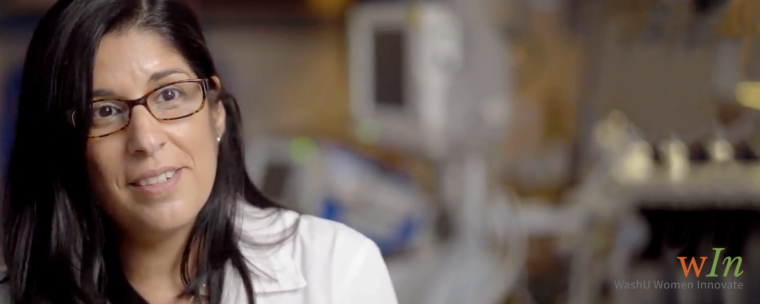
0, 203, 399, 304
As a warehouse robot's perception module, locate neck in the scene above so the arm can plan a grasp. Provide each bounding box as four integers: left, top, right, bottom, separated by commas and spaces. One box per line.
118, 226, 195, 304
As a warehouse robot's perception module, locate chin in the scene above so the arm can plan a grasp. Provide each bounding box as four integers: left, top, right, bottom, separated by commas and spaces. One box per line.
122, 197, 205, 237
143, 214, 196, 232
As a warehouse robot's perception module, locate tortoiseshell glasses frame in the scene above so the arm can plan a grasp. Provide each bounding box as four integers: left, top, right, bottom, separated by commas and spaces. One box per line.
67, 78, 210, 138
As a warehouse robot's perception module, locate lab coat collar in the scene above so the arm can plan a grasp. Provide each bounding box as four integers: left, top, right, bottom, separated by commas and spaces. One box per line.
234, 202, 307, 294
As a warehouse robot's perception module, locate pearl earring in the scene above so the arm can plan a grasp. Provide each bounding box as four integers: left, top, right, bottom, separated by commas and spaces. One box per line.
216, 136, 221, 143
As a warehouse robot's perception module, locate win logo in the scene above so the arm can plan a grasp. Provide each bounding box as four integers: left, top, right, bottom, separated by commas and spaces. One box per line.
677, 248, 743, 277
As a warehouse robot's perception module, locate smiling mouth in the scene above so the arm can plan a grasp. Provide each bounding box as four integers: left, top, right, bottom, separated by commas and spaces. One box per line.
130, 169, 180, 187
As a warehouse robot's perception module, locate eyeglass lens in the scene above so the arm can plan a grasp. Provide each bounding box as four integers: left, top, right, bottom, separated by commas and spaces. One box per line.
90, 81, 205, 137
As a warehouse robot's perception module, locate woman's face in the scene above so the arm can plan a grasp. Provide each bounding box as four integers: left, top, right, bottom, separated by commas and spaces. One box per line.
86, 29, 225, 238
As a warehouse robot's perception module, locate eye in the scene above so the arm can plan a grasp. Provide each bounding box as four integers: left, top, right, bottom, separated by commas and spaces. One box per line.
93, 102, 126, 118
156, 87, 183, 103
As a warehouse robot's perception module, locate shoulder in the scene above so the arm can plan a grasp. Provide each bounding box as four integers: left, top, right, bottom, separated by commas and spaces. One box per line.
237, 203, 379, 255
295, 213, 379, 254
236, 203, 397, 302
290, 214, 398, 303
278, 209, 384, 276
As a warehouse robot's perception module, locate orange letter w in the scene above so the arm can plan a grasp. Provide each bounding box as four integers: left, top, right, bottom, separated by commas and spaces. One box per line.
677, 257, 708, 277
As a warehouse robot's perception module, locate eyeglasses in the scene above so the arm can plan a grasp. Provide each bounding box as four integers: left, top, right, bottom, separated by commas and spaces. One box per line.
68, 79, 210, 138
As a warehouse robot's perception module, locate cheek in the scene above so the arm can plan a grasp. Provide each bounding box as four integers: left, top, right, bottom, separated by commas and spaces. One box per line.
170, 115, 218, 175
166, 119, 219, 214
85, 140, 124, 196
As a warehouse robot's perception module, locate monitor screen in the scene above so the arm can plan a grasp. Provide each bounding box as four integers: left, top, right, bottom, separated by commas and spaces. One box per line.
373, 28, 406, 108
261, 163, 291, 199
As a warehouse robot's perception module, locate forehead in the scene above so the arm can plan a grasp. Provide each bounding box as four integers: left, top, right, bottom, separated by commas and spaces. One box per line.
93, 29, 193, 88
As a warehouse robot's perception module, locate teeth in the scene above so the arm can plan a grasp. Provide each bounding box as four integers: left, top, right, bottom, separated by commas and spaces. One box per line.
137, 170, 176, 186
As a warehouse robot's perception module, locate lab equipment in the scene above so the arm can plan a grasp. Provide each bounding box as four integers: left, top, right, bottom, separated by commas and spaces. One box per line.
245, 137, 433, 257
319, 145, 432, 256
245, 136, 325, 211
348, 1, 463, 158
567, 111, 760, 304
348, 1, 523, 304
348, 1, 509, 159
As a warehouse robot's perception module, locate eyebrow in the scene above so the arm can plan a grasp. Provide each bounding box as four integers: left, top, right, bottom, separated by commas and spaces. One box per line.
91, 69, 191, 99
92, 88, 115, 99
149, 68, 190, 83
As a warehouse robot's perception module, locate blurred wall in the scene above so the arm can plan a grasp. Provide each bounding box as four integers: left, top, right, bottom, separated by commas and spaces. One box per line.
204, 25, 352, 143
0, 22, 33, 173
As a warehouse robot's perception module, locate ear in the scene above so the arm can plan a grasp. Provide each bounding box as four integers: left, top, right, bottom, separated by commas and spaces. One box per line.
210, 76, 226, 139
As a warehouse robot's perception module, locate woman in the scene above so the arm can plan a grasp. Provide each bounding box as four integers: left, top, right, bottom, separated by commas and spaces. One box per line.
0, 0, 398, 303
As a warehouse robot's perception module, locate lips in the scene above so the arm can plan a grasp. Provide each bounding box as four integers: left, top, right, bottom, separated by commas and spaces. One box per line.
128, 167, 183, 198
129, 167, 180, 187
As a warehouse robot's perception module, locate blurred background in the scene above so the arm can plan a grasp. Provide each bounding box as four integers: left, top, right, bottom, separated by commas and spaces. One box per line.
4, 0, 760, 303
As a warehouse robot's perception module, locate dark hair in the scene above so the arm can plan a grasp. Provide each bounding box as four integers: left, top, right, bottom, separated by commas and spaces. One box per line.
2, 0, 285, 303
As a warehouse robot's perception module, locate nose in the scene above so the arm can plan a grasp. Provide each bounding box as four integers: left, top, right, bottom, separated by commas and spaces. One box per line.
126, 106, 167, 156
